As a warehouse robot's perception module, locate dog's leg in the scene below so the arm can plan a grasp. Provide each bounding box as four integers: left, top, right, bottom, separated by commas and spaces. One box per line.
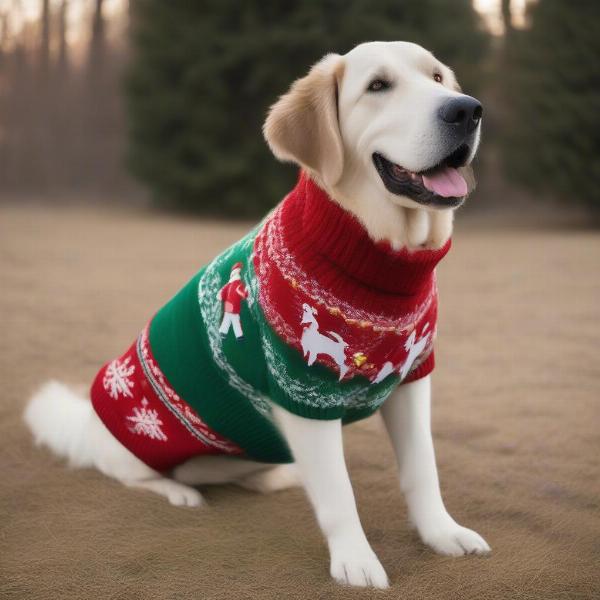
173, 455, 270, 484
83, 415, 205, 508
236, 463, 301, 493
119, 472, 204, 507
380, 375, 491, 556
272, 405, 389, 589
173, 455, 301, 493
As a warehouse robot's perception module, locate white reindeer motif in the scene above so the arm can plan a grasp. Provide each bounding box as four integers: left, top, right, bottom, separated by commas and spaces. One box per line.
300, 304, 349, 380
372, 323, 431, 384
372, 361, 395, 385
399, 323, 431, 380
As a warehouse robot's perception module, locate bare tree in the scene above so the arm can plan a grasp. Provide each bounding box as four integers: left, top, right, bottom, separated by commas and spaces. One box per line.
88, 0, 106, 80
39, 0, 50, 77
57, 0, 69, 78
501, 0, 513, 37
0, 0, 137, 196
0, 11, 8, 53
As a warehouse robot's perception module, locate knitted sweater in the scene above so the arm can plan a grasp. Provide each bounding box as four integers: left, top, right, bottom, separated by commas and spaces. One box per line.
91, 173, 451, 469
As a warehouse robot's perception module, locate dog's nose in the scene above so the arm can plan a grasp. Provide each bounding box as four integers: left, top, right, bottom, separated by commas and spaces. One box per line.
439, 95, 482, 135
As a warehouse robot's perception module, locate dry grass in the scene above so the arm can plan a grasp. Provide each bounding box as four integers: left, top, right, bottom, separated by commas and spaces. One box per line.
1, 204, 598, 599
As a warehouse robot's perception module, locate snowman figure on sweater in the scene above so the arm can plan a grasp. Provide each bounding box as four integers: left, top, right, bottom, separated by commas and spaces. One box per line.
218, 262, 248, 339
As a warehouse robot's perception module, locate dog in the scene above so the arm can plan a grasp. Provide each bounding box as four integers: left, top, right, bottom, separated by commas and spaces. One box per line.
25, 41, 490, 588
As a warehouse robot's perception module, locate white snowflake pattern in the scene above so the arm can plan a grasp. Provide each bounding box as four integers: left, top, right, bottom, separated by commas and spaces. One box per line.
126, 398, 168, 441
103, 357, 135, 399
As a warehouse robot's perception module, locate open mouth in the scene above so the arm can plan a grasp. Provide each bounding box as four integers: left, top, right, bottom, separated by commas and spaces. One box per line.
372, 144, 471, 208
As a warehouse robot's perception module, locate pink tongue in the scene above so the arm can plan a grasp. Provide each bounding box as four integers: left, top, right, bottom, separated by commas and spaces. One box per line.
422, 167, 467, 198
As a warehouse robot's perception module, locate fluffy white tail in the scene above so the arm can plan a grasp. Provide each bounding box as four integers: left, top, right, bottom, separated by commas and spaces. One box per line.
24, 380, 98, 468
24, 381, 212, 507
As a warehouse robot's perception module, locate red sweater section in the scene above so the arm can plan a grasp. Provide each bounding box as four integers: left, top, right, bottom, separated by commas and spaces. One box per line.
253, 172, 451, 384
281, 172, 451, 315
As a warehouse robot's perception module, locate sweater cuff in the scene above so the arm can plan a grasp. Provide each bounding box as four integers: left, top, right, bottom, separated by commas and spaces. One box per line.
403, 350, 435, 384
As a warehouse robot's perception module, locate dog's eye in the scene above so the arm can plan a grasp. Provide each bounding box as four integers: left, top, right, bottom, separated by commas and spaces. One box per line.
433, 73, 443, 83
367, 79, 391, 92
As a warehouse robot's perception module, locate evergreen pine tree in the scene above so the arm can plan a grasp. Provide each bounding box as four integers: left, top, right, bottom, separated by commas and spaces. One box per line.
502, 0, 600, 211
127, 1, 487, 216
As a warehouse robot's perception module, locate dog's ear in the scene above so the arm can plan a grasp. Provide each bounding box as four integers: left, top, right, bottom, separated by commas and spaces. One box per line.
263, 54, 345, 188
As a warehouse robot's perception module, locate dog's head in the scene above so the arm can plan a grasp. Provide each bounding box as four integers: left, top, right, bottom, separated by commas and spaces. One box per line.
264, 41, 481, 214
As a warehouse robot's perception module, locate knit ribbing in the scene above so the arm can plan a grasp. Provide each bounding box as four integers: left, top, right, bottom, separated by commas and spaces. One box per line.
280, 172, 451, 315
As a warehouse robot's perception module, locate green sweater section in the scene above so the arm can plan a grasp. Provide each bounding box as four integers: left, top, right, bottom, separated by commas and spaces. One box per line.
148, 231, 399, 463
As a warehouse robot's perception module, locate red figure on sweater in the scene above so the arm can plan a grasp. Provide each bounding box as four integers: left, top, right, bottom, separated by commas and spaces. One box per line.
218, 262, 248, 339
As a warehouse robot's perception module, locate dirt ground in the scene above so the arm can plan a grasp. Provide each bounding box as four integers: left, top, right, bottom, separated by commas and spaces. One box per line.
1, 203, 598, 600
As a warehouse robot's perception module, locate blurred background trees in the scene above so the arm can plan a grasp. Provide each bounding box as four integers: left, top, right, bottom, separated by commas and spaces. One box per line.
501, 0, 600, 212
0, 0, 598, 217
127, 0, 487, 216
0, 0, 131, 196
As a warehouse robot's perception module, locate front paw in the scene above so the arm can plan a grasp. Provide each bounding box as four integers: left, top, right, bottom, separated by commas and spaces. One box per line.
330, 552, 389, 588
419, 516, 491, 556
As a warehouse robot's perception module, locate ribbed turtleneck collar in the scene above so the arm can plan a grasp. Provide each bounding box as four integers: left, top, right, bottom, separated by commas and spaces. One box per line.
279, 172, 451, 297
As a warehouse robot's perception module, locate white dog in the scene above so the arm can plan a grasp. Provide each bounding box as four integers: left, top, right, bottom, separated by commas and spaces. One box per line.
25, 41, 490, 589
